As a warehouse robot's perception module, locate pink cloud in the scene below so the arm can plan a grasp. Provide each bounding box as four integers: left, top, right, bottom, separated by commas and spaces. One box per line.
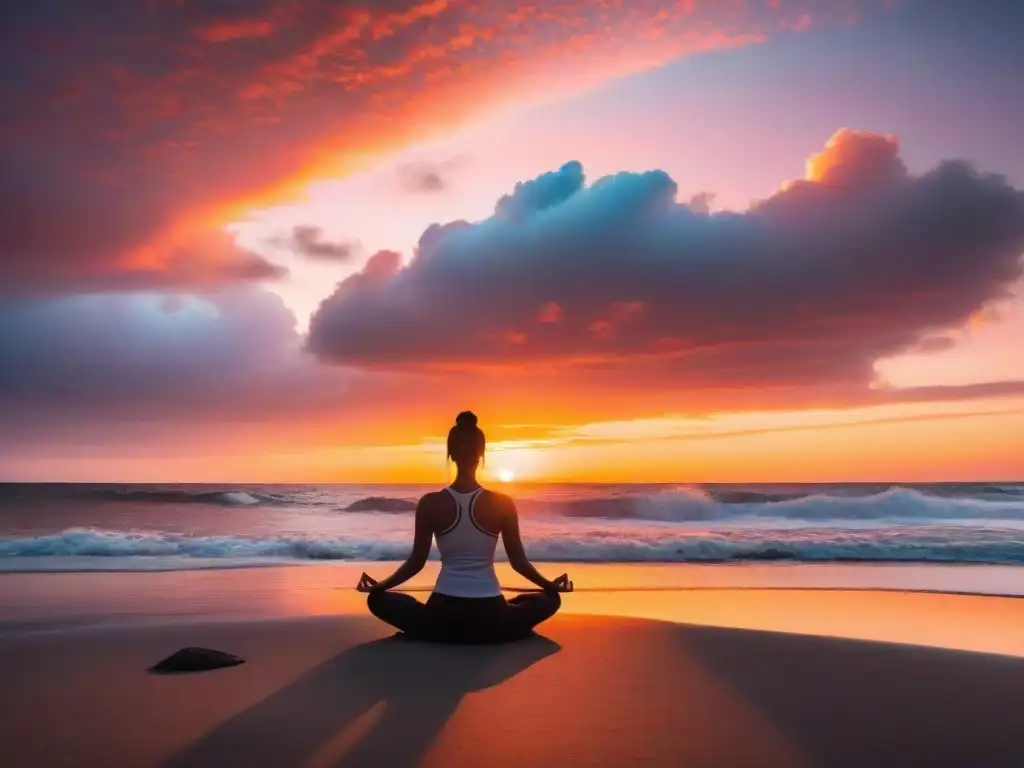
0, 0, 893, 296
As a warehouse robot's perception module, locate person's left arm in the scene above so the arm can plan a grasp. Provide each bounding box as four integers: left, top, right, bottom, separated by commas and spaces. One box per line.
360, 495, 434, 592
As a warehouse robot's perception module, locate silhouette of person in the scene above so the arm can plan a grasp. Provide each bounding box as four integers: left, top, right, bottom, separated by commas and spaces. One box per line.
358, 411, 573, 644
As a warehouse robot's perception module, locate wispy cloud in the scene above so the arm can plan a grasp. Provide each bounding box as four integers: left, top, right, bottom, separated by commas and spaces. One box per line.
267, 225, 359, 261
0, 0, 891, 295
396, 156, 470, 193
543, 402, 1024, 449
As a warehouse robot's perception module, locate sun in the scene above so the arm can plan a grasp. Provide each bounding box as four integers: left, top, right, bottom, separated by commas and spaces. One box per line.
496, 468, 516, 483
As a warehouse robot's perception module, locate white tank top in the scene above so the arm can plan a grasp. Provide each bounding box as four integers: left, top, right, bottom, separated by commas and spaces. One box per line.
432, 486, 502, 598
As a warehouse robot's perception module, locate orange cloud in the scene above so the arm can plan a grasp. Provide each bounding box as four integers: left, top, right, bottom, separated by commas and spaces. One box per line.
1, 0, 894, 296
804, 128, 903, 185
194, 17, 280, 43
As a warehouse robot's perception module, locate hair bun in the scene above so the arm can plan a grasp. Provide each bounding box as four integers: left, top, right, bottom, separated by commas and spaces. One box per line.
455, 411, 478, 429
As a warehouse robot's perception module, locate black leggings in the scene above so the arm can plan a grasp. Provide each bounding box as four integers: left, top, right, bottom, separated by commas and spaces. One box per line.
367, 590, 561, 644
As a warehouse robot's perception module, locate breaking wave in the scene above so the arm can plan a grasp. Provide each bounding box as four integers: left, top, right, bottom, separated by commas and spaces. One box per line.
12, 484, 1024, 521
553, 488, 1024, 522
83, 489, 287, 507
4, 526, 1024, 567
344, 497, 418, 513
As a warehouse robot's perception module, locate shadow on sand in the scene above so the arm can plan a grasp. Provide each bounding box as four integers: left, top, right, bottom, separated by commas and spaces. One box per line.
678, 624, 1024, 766
165, 633, 560, 768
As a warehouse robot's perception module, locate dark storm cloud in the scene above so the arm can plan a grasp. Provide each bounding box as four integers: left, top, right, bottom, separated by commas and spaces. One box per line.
0, 0, 887, 296
307, 130, 1024, 396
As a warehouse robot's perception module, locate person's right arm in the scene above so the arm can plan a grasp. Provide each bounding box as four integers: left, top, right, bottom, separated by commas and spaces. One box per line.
500, 496, 568, 592
357, 494, 434, 592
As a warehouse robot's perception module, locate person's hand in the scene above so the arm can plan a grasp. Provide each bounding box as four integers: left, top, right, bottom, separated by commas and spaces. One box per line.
548, 573, 574, 593
356, 572, 379, 592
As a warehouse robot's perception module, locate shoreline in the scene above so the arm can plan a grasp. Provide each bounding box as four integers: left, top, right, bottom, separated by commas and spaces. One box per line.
3, 564, 1024, 657
4, 559, 1024, 593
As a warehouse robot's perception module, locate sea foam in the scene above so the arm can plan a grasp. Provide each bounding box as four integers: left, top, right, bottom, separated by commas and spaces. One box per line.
3, 525, 1024, 568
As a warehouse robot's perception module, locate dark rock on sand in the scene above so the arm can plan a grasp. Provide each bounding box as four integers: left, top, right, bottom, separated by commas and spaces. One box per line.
149, 647, 245, 674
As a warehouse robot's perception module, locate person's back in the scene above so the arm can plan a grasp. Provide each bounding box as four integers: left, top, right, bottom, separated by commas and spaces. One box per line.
357, 410, 573, 643
432, 486, 502, 598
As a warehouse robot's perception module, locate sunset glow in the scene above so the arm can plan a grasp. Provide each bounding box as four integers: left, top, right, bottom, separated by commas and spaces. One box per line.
1, 0, 1022, 483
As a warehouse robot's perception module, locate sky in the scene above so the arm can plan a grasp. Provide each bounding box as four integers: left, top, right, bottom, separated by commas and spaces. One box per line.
1, 0, 1023, 483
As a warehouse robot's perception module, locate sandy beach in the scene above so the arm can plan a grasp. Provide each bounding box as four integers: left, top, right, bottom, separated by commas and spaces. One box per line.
5, 0, 1024, 760
3, 575, 1024, 767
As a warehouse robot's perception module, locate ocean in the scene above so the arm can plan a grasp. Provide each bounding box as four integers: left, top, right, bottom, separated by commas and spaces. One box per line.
3, 481, 1024, 571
